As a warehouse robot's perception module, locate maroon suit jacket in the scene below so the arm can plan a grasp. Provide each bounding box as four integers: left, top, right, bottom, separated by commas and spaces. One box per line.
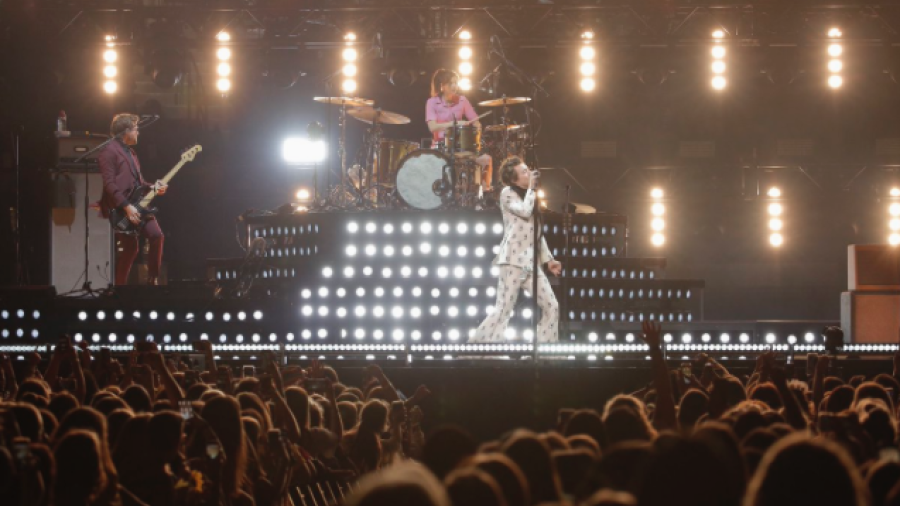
98, 140, 149, 218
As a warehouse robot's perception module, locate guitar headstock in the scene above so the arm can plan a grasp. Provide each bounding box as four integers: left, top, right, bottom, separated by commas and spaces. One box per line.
180, 145, 203, 163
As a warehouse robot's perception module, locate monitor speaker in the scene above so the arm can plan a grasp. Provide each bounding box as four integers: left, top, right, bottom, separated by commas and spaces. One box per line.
50, 170, 113, 293
840, 291, 900, 343
848, 244, 900, 291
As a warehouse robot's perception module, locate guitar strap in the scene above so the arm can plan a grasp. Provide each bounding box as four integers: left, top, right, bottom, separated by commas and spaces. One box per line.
116, 139, 142, 191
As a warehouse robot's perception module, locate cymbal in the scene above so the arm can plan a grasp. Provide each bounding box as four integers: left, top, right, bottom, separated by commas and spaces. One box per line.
314, 96, 374, 107
485, 123, 527, 133
348, 107, 411, 125
477, 97, 532, 107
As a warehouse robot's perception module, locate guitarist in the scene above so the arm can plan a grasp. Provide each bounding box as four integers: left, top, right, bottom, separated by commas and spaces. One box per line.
98, 113, 168, 285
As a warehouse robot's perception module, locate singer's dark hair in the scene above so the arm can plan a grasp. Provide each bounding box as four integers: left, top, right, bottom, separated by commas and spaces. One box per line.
500, 156, 525, 187
431, 68, 459, 97
110, 113, 139, 137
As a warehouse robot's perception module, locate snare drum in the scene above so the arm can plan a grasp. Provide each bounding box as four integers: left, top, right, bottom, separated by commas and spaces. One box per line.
374, 139, 420, 184
449, 124, 481, 157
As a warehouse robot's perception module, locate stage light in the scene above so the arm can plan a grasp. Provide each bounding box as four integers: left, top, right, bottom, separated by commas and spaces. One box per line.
651, 203, 665, 215
580, 46, 595, 60
459, 61, 473, 76
580, 78, 596, 92
828, 75, 843, 89
342, 79, 358, 93
767, 187, 782, 198
765, 333, 776, 344
103, 49, 117, 63
651, 233, 665, 247
103, 81, 118, 94
891, 203, 900, 216
769, 233, 784, 247
768, 203, 783, 216
711, 46, 725, 59
828, 28, 842, 38
580, 62, 596, 76
78, 311, 87, 321
890, 219, 900, 231
827, 44, 842, 57
342, 64, 357, 77
769, 218, 783, 231
890, 234, 900, 246
712, 29, 725, 39
342, 48, 358, 61
103, 65, 118, 78
282, 138, 327, 165
216, 79, 231, 92
216, 47, 231, 60
651, 218, 665, 231
711, 76, 726, 90
295, 188, 311, 201
459, 47, 472, 60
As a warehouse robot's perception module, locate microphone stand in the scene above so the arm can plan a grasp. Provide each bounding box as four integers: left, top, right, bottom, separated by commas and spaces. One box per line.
61, 130, 126, 297
561, 185, 571, 340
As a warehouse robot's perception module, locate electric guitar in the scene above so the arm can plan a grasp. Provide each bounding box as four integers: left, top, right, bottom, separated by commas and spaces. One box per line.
109, 145, 202, 234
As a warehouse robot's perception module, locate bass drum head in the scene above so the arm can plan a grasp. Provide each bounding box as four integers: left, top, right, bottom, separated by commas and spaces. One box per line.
395, 149, 449, 210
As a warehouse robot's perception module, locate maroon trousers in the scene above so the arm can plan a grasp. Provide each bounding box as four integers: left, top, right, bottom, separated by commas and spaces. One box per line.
114, 218, 164, 285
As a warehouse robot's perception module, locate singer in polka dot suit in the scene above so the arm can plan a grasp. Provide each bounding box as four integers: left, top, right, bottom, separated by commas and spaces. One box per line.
471, 156, 562, 343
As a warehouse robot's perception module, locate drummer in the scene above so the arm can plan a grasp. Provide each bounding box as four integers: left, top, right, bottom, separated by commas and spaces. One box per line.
426, 68, 493, 191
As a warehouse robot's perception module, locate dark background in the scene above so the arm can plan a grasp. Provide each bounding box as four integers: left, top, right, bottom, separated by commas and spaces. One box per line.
2, 1, 900, 323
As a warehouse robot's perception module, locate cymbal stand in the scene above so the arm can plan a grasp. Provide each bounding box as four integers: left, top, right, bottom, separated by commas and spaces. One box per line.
336, 100, 350, 208
441, 116, 459, 207
501, 98, 511, 160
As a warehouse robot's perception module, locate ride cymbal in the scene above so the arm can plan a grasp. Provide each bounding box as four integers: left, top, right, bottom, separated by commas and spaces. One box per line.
477, 97, 532, 107
348, 107, 411, 125
314, 96, 375, 107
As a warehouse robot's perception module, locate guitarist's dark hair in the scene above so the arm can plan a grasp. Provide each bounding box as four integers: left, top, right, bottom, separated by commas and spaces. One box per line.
110, 113, 139, 137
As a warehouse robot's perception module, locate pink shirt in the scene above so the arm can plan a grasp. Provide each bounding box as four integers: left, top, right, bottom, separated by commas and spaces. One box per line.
425, 95, 478, 140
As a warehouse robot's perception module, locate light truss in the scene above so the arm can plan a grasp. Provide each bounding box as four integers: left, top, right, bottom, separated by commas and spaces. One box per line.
9, 1, 900, 50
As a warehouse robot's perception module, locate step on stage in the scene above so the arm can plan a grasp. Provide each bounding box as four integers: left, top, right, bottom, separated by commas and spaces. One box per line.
1, 209, 884, 364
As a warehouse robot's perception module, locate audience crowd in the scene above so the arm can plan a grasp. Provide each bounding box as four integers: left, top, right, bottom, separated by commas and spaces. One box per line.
3, 321, 900, 506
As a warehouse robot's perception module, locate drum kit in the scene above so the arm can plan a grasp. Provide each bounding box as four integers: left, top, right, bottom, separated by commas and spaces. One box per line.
313, 95, 533, 210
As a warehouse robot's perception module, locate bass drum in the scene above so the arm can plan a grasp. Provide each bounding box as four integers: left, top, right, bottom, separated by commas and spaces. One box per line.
395, 149, 449, 210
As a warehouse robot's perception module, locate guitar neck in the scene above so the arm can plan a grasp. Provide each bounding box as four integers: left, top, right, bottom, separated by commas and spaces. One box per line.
138, 159, 187, 207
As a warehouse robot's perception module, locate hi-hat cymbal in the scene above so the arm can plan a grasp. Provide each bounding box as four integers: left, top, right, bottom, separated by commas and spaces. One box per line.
314, 96, 375, 107
348, 107, 411, 125
477, 97, 532, 107
485, 123, 527, 132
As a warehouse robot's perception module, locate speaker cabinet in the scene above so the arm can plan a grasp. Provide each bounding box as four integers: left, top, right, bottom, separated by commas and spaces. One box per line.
50, 170, 114, 293
840, 291, 900, 343
848, 244, 900, 291
55, 133, 109, 165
